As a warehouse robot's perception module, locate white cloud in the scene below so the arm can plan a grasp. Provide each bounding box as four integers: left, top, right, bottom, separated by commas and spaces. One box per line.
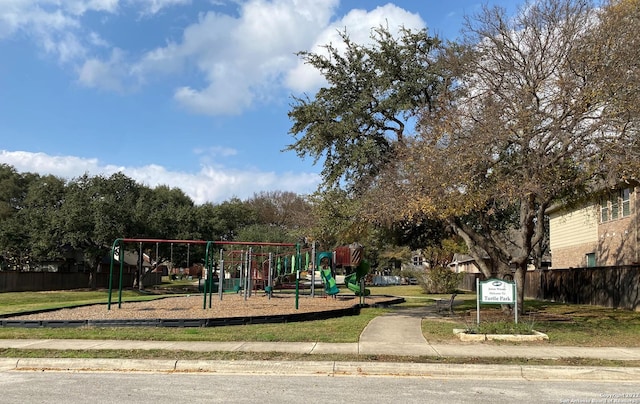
0, 1, 118, 66
285, 4, 426, 93
0, 0, 425, 114
193, 146, 238, 158
0, 0, 186, 65
135, 0, 192, 16
0, 150, 320, 204
63, 0, 120, 15
42, 30, 87, 63
0, 150, 109, 178
174, 80, 253, 115
133, 0, 339, 115
77, 48, 136, 92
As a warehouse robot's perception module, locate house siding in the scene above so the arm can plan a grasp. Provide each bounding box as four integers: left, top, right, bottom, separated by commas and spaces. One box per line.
549, 204, 598, 250
550, 186, 640, 268
549, 204, 598, 268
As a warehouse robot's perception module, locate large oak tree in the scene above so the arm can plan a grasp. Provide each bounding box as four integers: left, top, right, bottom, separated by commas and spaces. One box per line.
60, 173, 142, 288
376, 0, 640, 310
287, 26, 446, 191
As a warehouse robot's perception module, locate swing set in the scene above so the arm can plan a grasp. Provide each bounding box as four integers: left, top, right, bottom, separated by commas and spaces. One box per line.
107, 238, 302, 311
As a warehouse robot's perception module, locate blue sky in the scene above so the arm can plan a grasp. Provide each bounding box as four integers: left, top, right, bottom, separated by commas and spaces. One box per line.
0, 0, 516, 204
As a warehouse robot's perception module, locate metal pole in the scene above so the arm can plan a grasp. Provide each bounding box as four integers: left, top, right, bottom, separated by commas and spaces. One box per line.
476, 278, 480, 325
115, 240, 124, 308
268, 252, 273, 300
238, 250, 244, 295
514, 283, 518, 324
218, 248, 224, 301
209, 261, 214, 308
138, 241, 143, 291
295, 243, 300, 310
247, 247, 253, 297
107, 238, 120, 310
311, 243, 316, 298
244, 250, 249, 301
203, 241, 212, 309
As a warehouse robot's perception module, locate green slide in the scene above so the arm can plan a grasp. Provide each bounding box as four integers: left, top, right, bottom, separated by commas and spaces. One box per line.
345, 260, 371, 296
320, 267, 340, 295
318, 252, 339, 295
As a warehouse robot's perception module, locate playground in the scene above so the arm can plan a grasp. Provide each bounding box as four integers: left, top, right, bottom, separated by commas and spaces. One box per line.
3, 239, 399, 326
6, 293, 395, 322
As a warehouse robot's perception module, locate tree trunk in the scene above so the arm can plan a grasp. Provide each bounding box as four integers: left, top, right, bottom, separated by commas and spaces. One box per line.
513, 264, 527, 314
89, 261, 98, 290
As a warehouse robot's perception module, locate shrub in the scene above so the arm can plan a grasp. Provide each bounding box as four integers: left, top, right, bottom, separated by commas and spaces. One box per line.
421, 266, 463, 294
467, 320, 535, 335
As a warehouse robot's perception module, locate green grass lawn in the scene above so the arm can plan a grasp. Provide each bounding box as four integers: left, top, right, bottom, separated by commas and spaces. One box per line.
0, 286, 639, 348
421, 294, 640, 347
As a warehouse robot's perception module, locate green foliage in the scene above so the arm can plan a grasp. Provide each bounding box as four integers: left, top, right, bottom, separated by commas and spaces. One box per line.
287, 25, 444, 190
0, 164, 314, 274
379, 245, 413, 271
135, 185, 197, 240
246, 191, 312, 229
0, 165, 33, 268
388, 217, 450, 252
466, 321, 536, 336
235, 224, 294, 244
21, 175, 67, 261
203, 197, 258, 241
420, 266, 463, 294
419, 237, 468, 268
307, 189, 373, 250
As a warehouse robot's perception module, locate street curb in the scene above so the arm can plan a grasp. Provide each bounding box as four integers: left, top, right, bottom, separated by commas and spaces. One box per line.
3, 358, 640, 381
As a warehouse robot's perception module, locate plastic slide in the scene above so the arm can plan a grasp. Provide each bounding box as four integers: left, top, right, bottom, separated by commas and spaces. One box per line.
345, 261, 371, 296
319, 267, 340, 295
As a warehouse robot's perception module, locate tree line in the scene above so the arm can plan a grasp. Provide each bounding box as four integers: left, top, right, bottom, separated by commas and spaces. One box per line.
0, 164, 316, 277
0, 162, 463, 285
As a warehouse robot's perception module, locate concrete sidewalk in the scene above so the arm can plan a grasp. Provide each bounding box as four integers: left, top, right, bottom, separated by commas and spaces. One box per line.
2, 305, 639, 360
1, 337, 640, 361
2, 337, 640, 381
1, 305, 639, 379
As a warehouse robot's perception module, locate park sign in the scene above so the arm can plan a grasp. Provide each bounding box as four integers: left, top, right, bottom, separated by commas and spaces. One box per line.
479, 278, 516, 304
476, 278, 518, 324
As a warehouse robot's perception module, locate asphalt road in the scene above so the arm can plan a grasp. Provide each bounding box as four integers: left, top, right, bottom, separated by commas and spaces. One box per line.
0, 371, 638, 404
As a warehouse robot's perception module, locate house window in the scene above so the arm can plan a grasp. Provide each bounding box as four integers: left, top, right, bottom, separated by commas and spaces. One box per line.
601, 188, 632, 222
412, 256, 423, 266
586, 253, 596, 267
600, 196, 609, 222
610, 193, 619, 220
621, 188, 631, 217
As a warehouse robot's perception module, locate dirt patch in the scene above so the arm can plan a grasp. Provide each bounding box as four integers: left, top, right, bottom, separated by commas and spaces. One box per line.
5, 294, 397, 321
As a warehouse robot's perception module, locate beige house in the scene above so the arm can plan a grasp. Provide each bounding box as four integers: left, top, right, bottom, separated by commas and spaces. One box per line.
548, 185, 639, 268
448, 253, 482, 274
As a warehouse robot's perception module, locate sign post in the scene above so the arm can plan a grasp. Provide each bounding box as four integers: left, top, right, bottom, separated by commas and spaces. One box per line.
476, 278, 518, 324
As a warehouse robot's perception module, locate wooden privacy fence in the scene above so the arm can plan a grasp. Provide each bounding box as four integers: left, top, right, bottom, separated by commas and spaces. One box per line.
461, 266, 640, 310
0, 271, 162, 292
